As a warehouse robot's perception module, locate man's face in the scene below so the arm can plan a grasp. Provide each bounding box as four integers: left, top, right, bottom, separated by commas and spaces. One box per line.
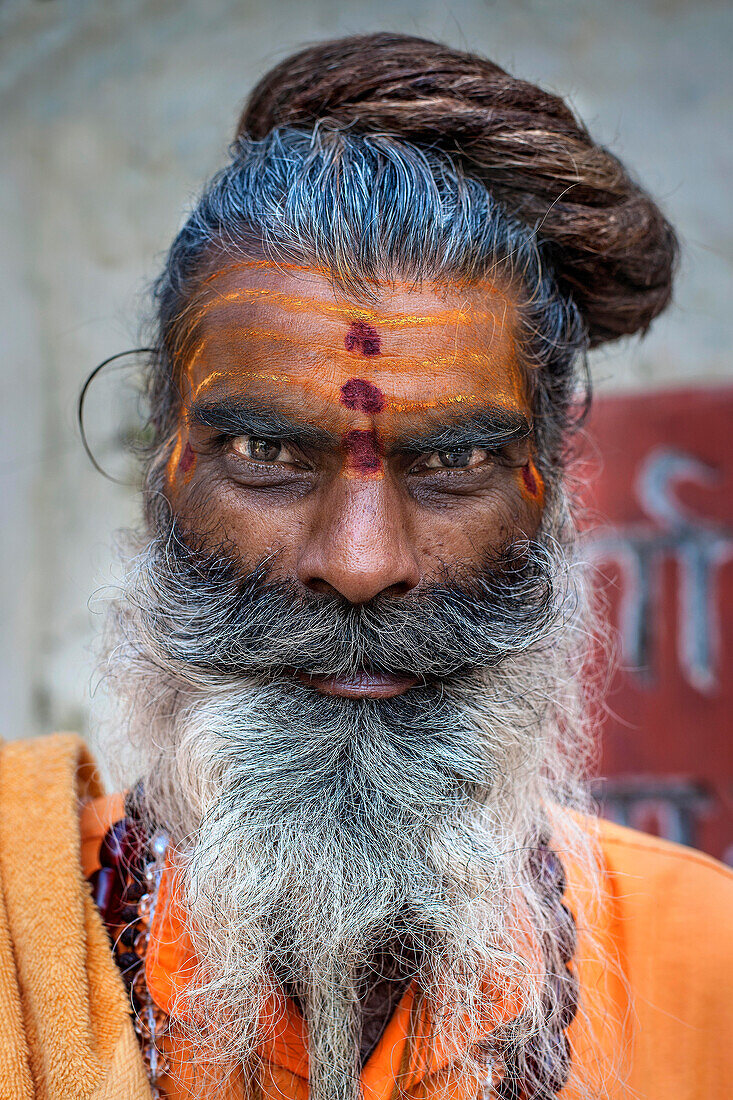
166, 264, 544, 696
112, 264, 581, 1092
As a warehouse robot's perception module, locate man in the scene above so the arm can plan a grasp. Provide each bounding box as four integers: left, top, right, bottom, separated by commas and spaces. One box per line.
0, 33, 730, 1100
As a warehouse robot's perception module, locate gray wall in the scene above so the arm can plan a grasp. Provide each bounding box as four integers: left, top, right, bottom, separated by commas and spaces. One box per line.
1, 0, 731, 741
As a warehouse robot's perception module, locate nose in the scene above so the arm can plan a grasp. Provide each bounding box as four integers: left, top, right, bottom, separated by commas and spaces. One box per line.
297, 478, 420, 604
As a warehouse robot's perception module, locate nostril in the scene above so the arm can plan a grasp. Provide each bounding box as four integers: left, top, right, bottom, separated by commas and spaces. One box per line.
301, 575, 417, 604
298, 552, 422, 602
383, 580, 415, 599
303, 577, 341, 598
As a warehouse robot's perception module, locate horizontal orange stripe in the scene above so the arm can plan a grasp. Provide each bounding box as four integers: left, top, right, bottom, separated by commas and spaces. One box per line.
189, 369, 495, 417
189, 286, 500, 330
186, 327, 509, 376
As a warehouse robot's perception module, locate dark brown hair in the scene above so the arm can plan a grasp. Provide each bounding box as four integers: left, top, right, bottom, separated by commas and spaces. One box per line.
240, 32, 677, 347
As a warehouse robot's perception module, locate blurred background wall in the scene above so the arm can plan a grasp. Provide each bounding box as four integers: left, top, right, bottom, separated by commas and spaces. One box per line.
1, 0, 731, 819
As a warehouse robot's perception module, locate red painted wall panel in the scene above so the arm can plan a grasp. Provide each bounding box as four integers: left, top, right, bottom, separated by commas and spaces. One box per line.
578, 386, 733, 863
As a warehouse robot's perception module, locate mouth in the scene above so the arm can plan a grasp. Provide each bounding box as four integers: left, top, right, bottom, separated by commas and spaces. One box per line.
295, 671, 420, 699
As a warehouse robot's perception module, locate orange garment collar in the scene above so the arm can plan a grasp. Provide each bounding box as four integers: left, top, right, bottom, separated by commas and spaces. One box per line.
145, 858, 523, 1095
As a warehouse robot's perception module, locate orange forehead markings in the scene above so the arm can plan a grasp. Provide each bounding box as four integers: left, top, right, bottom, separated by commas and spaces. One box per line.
185, 339, 207, 375
190, 368, 493, 417
388, 392, 483, 412
192, 286, 477, 329
193, 370, 298, 400
191, 369, 227, 400
187, 327, 513, 377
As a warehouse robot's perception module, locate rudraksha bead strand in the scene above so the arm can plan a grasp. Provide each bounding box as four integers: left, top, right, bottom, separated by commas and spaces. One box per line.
87, 808, 171, 1099
132, 827, 171, 1099
495, 838, 579, 1099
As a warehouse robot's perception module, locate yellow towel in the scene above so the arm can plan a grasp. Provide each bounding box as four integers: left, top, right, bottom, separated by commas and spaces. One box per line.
0, 733, 151, 1100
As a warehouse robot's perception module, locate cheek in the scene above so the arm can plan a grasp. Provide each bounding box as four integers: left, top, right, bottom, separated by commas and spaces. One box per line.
413, 503, 516, 573
410, 478, 537, 569
181, 478, 309, 574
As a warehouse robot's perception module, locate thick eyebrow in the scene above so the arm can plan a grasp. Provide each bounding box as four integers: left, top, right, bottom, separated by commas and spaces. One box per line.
188, 398, 337, 448
392, 408, 532, 455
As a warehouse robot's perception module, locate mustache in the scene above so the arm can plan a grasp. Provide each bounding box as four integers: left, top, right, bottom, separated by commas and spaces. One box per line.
124, 528, 572, 682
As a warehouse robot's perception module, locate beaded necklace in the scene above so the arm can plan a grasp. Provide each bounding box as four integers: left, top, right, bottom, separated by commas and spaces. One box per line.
88, 813, 577, 1099
87, 801, 171, 1098
495, 836, 579, 1098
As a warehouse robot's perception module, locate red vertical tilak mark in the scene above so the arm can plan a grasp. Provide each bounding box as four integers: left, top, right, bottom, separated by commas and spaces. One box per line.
343, 429, 382, 474
339, 378, 386, 413
522, 462, 538, 495
340, 375, 385, 475
345, 321, 381, 356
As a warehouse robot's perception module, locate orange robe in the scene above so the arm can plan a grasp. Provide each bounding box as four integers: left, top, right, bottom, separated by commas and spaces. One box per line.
0, 733, 731, 1099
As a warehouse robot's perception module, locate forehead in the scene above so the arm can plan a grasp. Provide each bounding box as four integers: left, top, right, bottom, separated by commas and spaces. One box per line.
180, 263, 528, 422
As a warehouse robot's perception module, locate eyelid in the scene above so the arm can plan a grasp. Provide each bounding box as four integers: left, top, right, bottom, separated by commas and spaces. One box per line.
230, 434, 301, 465
399, 441, 503, 461
208, 427, 298, 449
187, 406, 335, 449
407, 446, 490, 472
396, 419, 533, 458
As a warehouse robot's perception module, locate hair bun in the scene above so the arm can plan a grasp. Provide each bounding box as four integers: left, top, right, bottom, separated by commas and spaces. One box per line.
239, 33, 677, 347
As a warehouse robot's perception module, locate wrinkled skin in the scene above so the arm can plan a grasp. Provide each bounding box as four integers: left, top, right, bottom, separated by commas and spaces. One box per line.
165, 265, 545, 693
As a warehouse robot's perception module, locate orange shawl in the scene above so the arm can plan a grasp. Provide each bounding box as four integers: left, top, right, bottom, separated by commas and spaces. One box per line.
2, 733, 732, 1099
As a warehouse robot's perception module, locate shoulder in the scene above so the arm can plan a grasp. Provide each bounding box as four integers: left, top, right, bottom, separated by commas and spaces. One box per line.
563, 810, 733, 997
0, 733, 111, 874
592, 815, 733, 1017
558, 807, 733, 913
562, 812, 733, 983
0, 732, 104, 810
595, 814, 733, 912
0, 731, 100, 784
566, 815, 733, 1094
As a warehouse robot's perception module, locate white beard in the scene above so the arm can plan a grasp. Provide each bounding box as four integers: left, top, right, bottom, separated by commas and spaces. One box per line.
96, 518, 599, 1099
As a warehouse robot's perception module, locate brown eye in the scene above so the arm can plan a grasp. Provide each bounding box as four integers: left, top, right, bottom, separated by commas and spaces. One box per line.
232, 436, 288, 463
421, 447, 487, 470
250, 438, 281, 462
437, 449, 472, 468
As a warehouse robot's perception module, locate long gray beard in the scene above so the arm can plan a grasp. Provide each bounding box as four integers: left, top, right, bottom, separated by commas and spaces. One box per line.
98, 520, 597, 1099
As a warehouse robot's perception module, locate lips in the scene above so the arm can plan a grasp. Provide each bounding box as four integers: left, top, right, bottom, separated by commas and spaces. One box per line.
296, 670, 419, 699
